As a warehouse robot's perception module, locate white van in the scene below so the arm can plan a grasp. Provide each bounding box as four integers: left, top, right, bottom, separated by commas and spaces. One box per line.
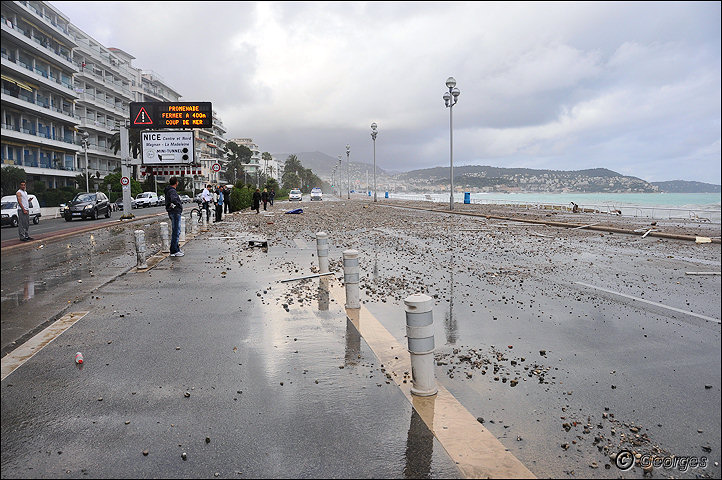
135, 191, 159, 208
1, 194, 41, 227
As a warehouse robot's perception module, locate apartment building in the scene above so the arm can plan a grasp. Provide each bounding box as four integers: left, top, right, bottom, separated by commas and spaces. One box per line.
228, 137, 262, 185
69, 25, 135, 185
191, 110, 227, 191
1, 0, 217, 195
1, 0, 80, 190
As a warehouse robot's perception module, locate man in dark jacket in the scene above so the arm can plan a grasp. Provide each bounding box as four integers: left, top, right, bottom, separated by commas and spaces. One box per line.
252, 188, 261, 214
164, 177, 184, 257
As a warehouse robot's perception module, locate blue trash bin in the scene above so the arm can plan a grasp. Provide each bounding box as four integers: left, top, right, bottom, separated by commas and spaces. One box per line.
385, 192, 389, 198
464, 192, 470, 204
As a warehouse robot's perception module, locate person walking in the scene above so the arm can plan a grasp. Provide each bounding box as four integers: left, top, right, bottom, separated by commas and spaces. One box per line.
269, 188, 275, 206
252, 188, 261, 214
223, 185, 231, 214
164, 177, 184, 257
215, 185, 224, 222
201, 184, 213, 223
16, 180, 33, 241
261, 188, 269, 211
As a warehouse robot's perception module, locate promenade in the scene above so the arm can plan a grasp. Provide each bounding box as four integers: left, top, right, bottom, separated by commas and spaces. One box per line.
1, 197, 720, 479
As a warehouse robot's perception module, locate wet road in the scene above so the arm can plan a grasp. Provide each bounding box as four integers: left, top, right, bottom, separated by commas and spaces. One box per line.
0, 205, 187, 245
1, 197, 719, 478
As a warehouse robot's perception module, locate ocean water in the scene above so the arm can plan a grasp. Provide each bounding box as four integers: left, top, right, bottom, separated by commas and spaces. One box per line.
388, 192, 722, 222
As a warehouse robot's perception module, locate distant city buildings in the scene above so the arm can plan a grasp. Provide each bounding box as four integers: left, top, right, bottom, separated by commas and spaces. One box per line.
1, 0, 229, 195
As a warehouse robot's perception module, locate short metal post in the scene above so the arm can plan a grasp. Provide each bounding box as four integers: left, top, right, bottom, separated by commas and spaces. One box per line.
190, 211, 198, 235
160, 221, 170, 253
180, 215, 186, 243
134, 229, 148, 269
404, 293, 437, 396
343, 249, 360, 309
202, 209, 208, 229
316, 231, 329, 273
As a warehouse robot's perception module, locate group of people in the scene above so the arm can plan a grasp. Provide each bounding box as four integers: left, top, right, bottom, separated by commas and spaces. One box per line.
164, 181, 279, 258
251, 187, 275, 214
199, 184, 229, 223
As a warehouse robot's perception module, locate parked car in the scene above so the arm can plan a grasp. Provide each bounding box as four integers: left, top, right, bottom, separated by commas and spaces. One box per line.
310, 188, 323, 201
194, 193, 203, 204
114, 198, 124, 211
1, 195, 41, 227
289, 189, 303, 201
179, 195, 192, 203
135, 191, 159, 208
64, 192, 111, 221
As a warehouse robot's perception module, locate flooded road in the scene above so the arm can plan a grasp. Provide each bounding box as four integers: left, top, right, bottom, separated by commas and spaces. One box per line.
1, 198, 719, 478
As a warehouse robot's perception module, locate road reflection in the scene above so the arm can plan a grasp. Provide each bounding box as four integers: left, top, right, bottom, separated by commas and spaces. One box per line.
404, 395, 437, 479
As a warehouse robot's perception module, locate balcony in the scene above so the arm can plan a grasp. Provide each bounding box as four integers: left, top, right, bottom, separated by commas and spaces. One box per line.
75, 91, 128, 117
1, 123, 81, 151
74, 66, 132, 99
1, 20, 77, 72
13, 1, 77, 46
1, 91, 79, 124
1, 54, 77, 97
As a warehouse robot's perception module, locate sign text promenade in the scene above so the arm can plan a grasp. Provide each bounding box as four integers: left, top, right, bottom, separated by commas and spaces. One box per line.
130, 102, 212, 129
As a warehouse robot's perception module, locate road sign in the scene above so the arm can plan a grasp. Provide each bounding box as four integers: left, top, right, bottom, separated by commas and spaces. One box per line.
141, 130, 195, 165
212, 163, 221, 172
129, 102, 213, 129
120, 176, 130, 186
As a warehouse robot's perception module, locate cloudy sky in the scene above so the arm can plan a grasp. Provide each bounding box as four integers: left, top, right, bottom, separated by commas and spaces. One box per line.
51, 1, 720, 183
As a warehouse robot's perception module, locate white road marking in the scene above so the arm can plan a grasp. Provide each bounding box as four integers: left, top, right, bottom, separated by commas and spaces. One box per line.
1, 311, 89, 381
574, 282, 720, 323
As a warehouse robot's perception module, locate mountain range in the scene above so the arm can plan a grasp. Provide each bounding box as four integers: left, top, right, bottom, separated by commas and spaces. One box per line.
271, 152, 720, 193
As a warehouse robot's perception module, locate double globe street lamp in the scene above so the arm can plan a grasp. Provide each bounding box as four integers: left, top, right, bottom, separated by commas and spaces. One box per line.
346, 144, 351, 200
443, 77, 460, 210
370, 122, 378, 202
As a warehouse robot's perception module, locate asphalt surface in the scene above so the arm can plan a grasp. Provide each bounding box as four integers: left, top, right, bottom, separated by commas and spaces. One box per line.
1, 197, 720, 479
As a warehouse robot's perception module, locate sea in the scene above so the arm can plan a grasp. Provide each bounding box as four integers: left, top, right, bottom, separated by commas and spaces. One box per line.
384, 192, 722, 223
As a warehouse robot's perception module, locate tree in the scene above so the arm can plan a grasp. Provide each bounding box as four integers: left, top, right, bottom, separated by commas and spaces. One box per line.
110, 128, 141, 158
223, 142, 252, 184
281, 154, 302, 189
1, 166, 27, 196
101, 170, 141, 199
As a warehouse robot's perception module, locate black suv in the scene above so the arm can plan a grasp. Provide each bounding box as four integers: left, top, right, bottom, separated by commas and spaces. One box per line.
64, 192, 111, 221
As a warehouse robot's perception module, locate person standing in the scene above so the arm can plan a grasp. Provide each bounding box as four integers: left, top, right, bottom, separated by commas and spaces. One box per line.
201, 184, 213, 223
223, 185, 231, 214
164, 177, 184, 257
252, 188, 261, 214
215, 185, 224, 222
269, 188, 275, 206
16, 180, 33, 241
261, 188, 269, 211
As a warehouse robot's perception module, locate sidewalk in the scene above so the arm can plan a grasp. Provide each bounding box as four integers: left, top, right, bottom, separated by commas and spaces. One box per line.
0, 214, 462, 478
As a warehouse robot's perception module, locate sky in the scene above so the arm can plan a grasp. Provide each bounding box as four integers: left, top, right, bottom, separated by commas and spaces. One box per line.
51, 1, 721, 183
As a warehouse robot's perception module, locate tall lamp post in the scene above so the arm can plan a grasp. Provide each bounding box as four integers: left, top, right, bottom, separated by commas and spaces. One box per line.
337, 155, 342, 198
345, 144, 350, 200
443, 77, 460, 210
370, 122, 378, 202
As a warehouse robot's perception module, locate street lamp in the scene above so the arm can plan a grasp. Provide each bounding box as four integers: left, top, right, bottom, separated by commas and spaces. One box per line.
345, 144, 350, 200
81, 131, 90, 193
337, 155, 342, 197
370, 122, 378, 202
443, 77, 460, 210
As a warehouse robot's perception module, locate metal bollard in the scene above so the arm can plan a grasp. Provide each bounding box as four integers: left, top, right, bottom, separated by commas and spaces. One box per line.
404, 293, 437, 396
134, 229, 148, 269
190, 211, 198, 234
343, 249, 360, 309
160, 222, 170, 253
180, 215, 186, 243
202, 209, 208, 229
316, 231, 329, 273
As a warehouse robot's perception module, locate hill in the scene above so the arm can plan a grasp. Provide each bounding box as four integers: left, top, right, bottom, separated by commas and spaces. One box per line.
651, 180, 721, 193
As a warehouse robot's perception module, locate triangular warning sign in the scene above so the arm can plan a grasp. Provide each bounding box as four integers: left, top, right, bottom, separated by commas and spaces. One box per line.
134, 107, 153, 125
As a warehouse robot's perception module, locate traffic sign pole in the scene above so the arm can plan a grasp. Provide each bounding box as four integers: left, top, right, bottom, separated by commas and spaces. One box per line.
120, 124, 134, 218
